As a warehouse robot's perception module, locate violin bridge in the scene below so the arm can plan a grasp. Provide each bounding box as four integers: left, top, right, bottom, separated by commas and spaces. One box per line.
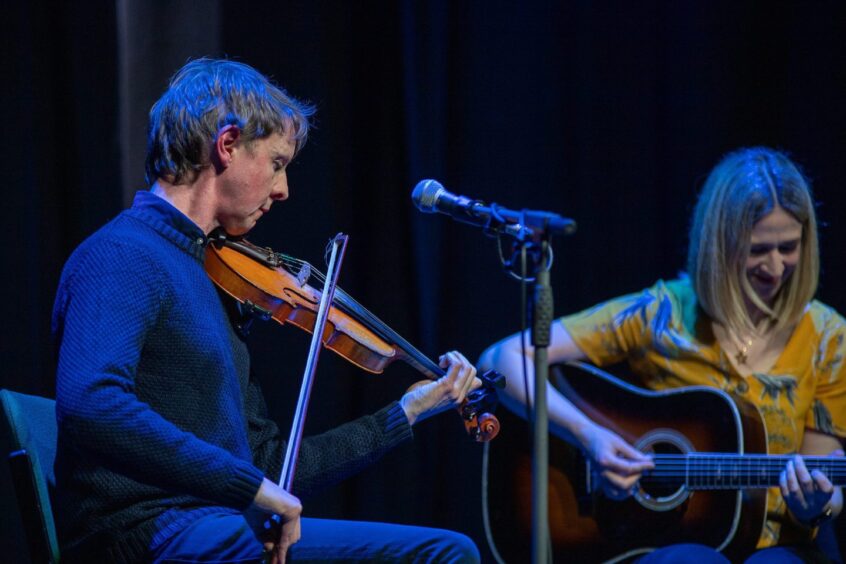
296, 263, 311, 287
261, 247, 281, 267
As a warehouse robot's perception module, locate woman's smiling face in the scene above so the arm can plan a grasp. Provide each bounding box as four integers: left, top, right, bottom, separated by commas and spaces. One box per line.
744, 205, 802, 306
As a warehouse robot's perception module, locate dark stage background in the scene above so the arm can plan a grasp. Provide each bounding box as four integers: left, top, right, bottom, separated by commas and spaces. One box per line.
3, 1, 846, 561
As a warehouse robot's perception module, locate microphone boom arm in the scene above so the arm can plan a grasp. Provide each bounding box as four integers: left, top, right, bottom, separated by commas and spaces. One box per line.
412, 179, 576, 242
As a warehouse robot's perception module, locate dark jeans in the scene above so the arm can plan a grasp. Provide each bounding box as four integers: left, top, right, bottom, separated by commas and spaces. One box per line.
637, 542, 834, 564
149, 512, 481, 563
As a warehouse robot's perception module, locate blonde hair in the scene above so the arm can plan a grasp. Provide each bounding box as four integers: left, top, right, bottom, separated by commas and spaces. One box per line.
687, 147, 819, 336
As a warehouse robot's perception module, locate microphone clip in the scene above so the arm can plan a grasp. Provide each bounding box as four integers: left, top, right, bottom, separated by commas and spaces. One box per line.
480, 202, 529, 240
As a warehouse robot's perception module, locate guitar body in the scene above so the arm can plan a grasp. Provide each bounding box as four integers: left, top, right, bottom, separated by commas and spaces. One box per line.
485, 362, 769, 563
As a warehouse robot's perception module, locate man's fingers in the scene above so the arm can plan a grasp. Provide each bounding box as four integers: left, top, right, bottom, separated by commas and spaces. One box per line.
292, 516, 302, 543
440, 350, 477, 401
438, 352, 454, 371
460, 375, 482, 398
457, 362, 479, 398
278, 516, 302, 564
275, 539, 290, 564
267, 509, 301, 564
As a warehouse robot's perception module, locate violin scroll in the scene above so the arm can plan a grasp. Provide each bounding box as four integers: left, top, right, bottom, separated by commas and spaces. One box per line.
461, 370, 505, 442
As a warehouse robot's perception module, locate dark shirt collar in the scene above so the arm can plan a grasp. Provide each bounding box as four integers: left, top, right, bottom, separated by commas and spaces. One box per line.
126, 190, 207, 261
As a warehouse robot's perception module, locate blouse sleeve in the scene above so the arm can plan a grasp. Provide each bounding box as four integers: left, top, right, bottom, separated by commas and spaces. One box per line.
561, 283, 668, 367
807, 310, 846, 441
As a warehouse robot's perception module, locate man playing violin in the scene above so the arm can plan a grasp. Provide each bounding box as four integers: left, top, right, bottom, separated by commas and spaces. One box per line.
52, 58, 482, 563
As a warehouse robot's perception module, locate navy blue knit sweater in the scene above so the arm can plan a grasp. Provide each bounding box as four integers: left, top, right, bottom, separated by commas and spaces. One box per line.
52, 192, 413, 563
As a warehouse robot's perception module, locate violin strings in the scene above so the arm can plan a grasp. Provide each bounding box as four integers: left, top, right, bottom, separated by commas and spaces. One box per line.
274, 252, 444, 376
224, 243, 412, 358
276, 253, 372, 319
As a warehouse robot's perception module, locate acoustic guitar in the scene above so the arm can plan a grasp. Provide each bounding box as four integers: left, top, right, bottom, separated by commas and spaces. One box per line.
483, 362, 845, 563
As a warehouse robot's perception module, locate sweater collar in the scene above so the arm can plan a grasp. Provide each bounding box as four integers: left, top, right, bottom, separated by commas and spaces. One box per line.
126, 191, 207, 262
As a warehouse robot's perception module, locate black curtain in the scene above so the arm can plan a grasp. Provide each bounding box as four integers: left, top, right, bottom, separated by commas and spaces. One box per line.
3, 1, 846, 561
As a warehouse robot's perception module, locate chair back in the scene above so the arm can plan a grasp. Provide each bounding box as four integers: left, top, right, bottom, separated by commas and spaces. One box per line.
0, 389, 60, 563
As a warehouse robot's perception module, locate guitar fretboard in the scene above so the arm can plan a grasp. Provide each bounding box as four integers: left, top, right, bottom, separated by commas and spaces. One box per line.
644, 454, 846, 489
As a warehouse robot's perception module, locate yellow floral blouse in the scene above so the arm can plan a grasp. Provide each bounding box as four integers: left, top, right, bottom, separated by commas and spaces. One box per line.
561, 278, 846, 548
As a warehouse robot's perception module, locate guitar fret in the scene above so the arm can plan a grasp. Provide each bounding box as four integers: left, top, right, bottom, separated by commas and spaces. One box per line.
649, 455, 846, 490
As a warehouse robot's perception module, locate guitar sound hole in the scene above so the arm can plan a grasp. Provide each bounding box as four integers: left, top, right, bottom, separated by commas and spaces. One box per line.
640, 442, 684, 499
634, 428, 694, 511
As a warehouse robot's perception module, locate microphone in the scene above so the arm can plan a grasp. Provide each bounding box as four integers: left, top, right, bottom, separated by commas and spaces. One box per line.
411, 179, 576, 238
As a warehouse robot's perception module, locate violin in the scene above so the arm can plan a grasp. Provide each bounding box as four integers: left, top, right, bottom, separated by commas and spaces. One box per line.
204, 234, 503, 441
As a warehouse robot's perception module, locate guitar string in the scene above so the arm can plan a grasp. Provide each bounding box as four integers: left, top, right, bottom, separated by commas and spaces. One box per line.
642, 454, 845, 482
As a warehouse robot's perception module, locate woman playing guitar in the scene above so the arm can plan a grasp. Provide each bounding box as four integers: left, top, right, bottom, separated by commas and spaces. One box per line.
480, 147, 845, 563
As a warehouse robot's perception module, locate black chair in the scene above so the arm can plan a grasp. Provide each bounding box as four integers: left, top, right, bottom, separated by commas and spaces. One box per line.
0, 390, 60, 563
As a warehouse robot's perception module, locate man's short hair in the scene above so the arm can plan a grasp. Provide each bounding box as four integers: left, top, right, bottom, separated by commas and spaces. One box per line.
145, 58, 314, 186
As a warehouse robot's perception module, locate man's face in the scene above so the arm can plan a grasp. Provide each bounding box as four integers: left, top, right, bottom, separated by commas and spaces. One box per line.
216, 130, 296, 236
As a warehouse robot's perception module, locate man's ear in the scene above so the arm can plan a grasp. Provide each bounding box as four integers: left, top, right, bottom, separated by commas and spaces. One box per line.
212, 125, 241, 172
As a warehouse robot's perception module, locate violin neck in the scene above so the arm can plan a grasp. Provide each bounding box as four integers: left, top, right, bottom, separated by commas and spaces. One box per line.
332, 287, 444, 379
401, 351, 445, 380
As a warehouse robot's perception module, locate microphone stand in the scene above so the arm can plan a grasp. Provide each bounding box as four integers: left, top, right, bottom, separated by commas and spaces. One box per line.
530, 238, 553, 564
496, 213, 564, 564
416, 191, 574, 564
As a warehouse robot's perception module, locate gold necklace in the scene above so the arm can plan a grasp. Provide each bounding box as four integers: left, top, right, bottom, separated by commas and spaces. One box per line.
732, 333, 754, 364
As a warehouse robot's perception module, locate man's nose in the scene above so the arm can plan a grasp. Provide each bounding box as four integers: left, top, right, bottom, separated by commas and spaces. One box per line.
272, 176, 289, 201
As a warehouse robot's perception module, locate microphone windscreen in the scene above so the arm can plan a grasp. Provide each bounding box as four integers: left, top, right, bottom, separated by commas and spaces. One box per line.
411, 179, 444, 212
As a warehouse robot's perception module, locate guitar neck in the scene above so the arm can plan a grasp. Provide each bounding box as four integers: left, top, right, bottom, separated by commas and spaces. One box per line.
646, 454, 846, 490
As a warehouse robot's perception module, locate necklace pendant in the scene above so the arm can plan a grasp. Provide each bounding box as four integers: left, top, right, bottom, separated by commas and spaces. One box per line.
735, 350, 748, 364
